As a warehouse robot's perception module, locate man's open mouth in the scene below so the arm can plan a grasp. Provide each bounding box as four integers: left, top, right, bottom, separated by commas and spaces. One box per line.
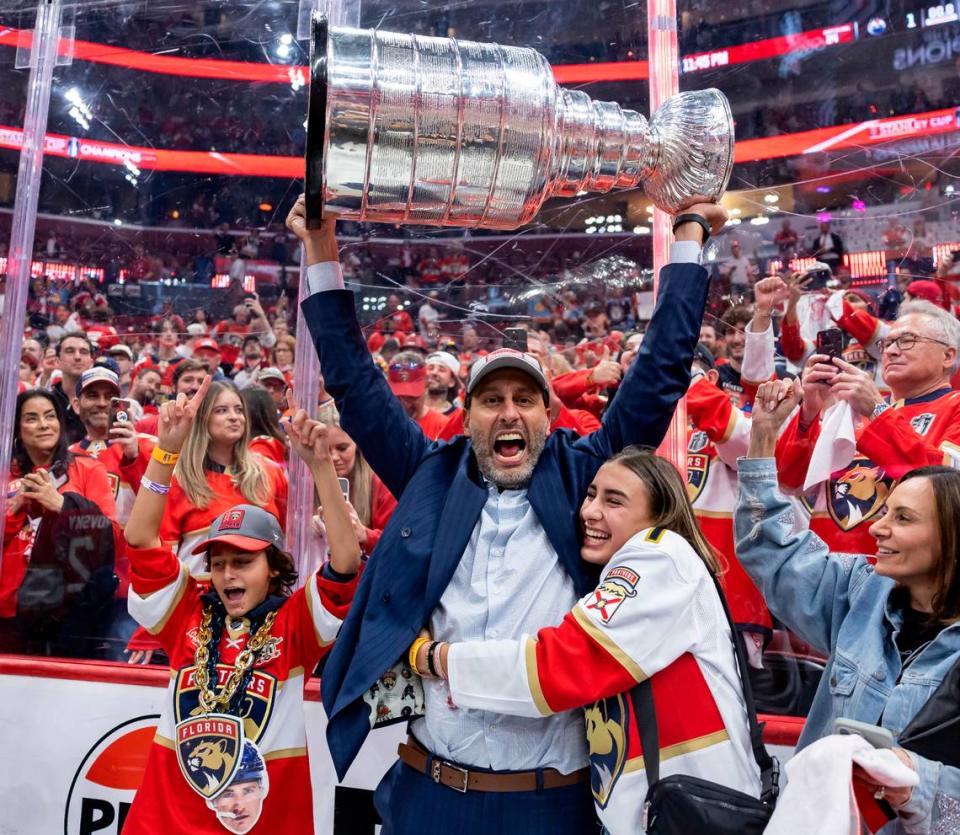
493, 432, 527, 464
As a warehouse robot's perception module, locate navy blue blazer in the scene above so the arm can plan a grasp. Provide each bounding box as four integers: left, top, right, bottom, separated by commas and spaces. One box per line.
302, 261, 709, 778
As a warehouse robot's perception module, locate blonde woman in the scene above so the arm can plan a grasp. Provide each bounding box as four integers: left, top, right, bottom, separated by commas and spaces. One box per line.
317, 403, 396, 552
160, 380, 288, 577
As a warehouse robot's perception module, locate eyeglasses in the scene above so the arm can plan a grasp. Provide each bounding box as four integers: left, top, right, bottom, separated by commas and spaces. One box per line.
878, 334, 950, 353
388, 361, 424, 372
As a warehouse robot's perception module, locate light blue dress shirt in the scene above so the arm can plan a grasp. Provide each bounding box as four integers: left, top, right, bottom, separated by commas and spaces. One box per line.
411, 481, 588, 773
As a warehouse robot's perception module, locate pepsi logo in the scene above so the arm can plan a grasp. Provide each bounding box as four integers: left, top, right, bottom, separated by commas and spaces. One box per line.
64, 715, 158, 835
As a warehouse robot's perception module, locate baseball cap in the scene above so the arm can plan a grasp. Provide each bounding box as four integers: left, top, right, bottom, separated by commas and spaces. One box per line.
190, 504, 284, 556
388, 359, 426, 397
692, 342, 716, 371
76, 366, 121, 397
258, 367, 287, 385
906, 280, 943, 305
465, 348, 549, 400
193, 337, 222, 356
108, 344, 134, 361
425, 351, 461, 377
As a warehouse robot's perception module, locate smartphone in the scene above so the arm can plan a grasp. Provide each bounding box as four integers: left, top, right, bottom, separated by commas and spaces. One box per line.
502, 327, 529, 352
834, 718, 894, 749
802, 263, 833, 292
816, 328, 844, 359
338, 477, 350, 503
110, 397, 134, 425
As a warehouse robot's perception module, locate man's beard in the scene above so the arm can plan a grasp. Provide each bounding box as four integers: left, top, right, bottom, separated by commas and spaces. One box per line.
470, 423, 548, 488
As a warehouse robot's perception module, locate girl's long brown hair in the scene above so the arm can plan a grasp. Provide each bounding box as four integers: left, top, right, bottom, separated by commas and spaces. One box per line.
608, 446, 722, 575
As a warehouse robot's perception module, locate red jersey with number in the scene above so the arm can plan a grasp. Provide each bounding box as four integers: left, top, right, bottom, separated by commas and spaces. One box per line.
1, 457, 117, 617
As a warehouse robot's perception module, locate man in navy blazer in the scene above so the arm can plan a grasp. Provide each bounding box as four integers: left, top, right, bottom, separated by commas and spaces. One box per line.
288, 197, 727, 834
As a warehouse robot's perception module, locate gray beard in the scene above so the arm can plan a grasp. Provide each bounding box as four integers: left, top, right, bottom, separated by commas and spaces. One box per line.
470, 425, 548, 489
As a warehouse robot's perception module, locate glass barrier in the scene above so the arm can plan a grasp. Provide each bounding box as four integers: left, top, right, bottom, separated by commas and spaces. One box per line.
1, 0, 956, 725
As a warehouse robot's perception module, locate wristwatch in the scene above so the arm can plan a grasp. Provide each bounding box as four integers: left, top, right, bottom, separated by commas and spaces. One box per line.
672, 213, 712, 244
871, 402, 891, 421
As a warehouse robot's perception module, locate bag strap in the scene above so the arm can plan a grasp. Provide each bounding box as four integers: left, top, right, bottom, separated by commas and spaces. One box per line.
708, 573, 779, 804
631, 678, 660, 786
628, 572, 779, 804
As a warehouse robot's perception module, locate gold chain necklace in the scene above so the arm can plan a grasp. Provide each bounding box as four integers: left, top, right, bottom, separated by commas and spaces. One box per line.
192, 606, 277, 714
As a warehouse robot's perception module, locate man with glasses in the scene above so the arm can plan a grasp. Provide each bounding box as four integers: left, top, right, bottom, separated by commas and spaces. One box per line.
775, 300, 960, 555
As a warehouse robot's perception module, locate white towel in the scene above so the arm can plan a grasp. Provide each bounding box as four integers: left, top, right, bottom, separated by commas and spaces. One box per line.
764, 734, 918, 835
803, 401, 858, 491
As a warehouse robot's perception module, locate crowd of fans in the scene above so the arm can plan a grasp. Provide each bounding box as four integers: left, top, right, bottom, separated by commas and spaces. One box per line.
0, 0, 951, 239
2, 185, 960, 829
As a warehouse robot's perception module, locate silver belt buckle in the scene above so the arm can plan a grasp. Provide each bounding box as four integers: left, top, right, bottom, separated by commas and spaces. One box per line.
444, 761, 470, 793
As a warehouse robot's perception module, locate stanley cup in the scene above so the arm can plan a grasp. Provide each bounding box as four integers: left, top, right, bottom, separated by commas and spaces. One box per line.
305, 16, 734, 230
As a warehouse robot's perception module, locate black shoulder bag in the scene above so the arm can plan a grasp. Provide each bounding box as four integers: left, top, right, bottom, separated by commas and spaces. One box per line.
632, 576, 779, 834
898, 651, 960, 769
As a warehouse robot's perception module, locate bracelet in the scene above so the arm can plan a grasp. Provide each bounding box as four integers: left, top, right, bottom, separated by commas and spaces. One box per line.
426, 641, 440, 677
140, 476, 170, 495
151, 447, 180, 466
672, 213, 712, 244
408, 636, 430, 674
435, 643, 448, 680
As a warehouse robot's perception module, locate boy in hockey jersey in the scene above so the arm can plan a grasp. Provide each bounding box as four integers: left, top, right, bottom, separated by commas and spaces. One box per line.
122, 376, 360, 834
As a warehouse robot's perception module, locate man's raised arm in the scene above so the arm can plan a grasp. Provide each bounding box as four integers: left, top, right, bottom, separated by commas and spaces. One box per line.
580, 203, 727, 459
287, 195, 428, 499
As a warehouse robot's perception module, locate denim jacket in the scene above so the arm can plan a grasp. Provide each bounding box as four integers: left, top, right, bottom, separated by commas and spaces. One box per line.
735, 458, 960, 835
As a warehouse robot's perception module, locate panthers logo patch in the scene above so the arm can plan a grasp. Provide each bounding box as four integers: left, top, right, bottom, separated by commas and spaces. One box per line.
175, 666, 276, 743
828, 456, 893, 531
686, 452, 710, 503
586, 694, 629, 808
175, 714, 242, 799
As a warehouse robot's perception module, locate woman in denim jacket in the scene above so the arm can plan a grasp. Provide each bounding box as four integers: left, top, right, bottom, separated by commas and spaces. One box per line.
735, 379, 960, 834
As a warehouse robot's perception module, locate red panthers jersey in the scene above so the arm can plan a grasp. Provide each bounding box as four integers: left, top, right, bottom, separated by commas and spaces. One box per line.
123, 543, 357, 834
685, 378, 772, 644
777, 387, 960, 554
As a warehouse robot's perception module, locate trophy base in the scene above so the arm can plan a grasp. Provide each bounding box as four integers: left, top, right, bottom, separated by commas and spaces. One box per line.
305, 14, 329, 229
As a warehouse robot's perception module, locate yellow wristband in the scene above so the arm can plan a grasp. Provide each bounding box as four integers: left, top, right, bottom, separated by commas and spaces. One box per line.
151, 447, 180, 466
408, 636, 430, 674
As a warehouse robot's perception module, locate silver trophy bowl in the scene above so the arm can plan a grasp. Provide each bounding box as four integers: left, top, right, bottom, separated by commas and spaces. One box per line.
305, 16, 734, 229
